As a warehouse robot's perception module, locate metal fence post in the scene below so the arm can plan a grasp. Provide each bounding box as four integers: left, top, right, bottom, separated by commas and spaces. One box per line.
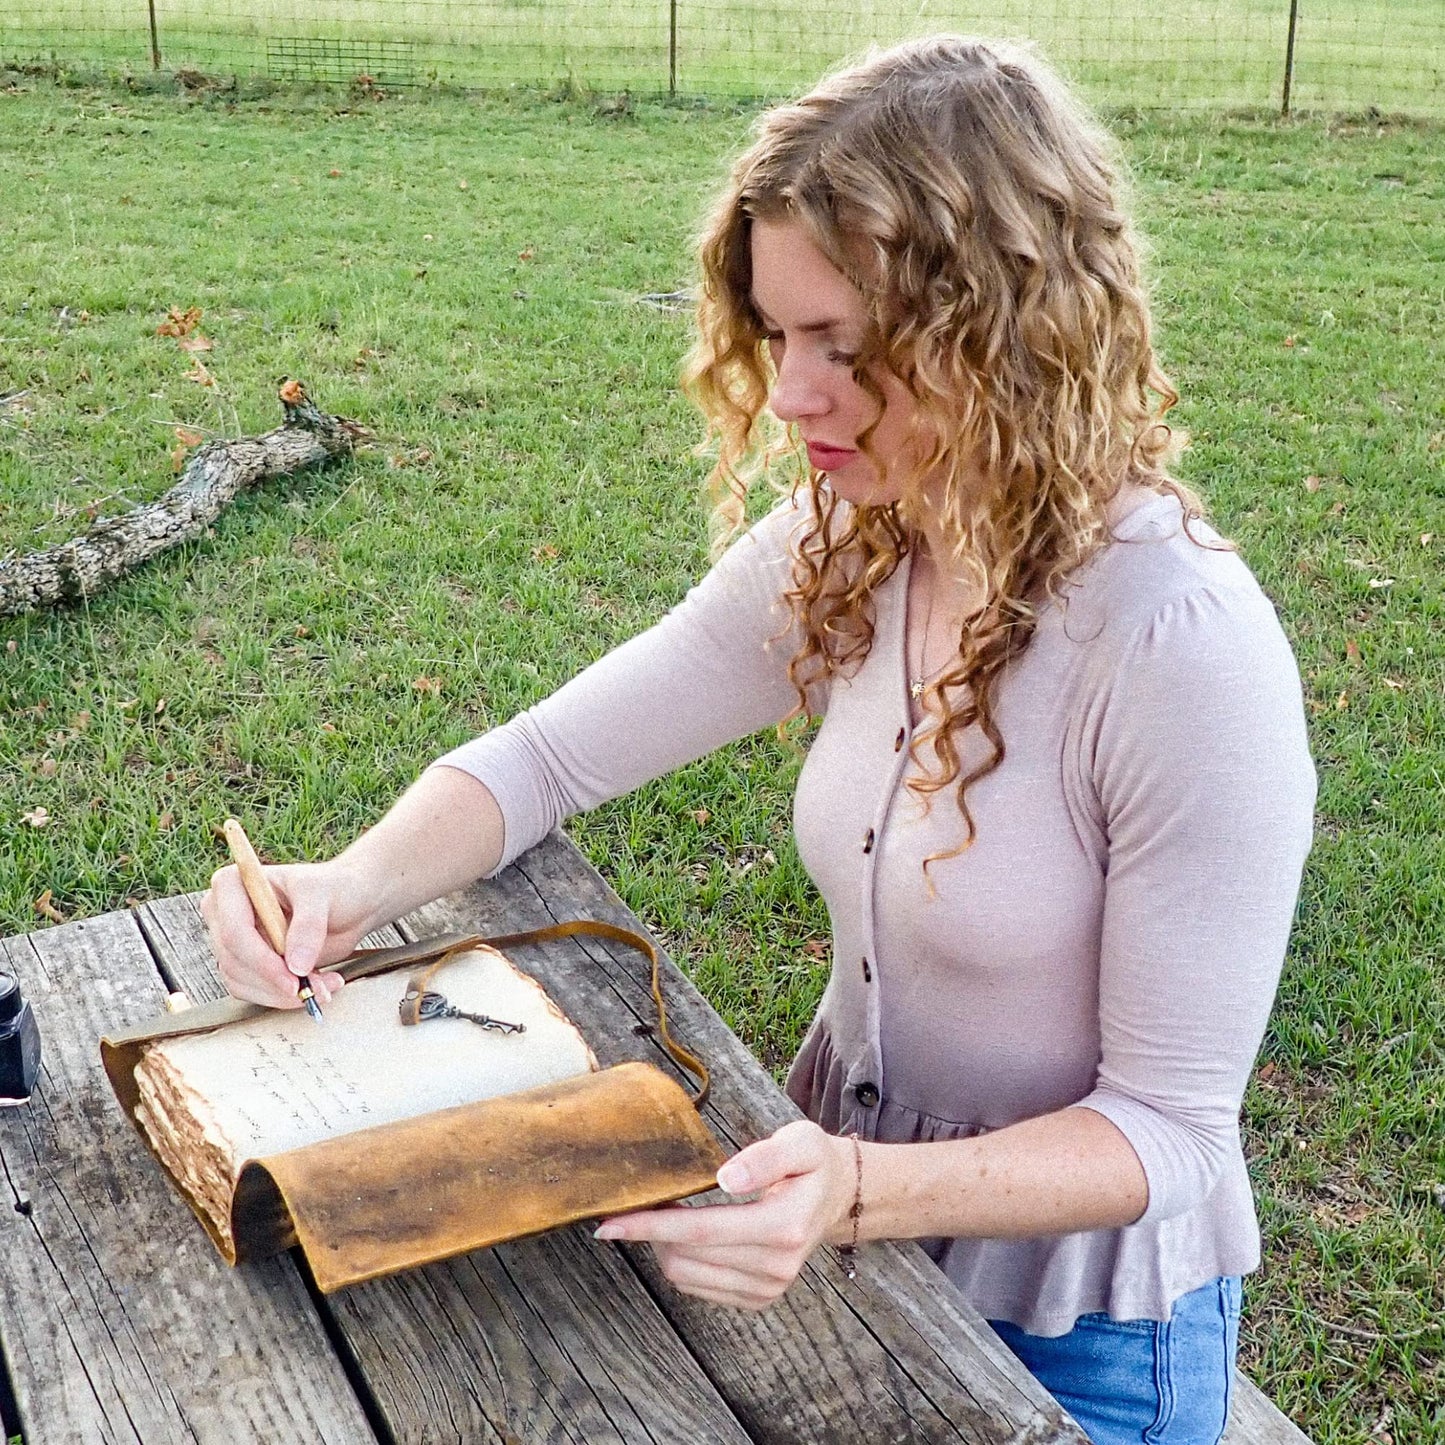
1281, 0, 1300, 115
147, 0, 162, 70
669, 0, 677, 95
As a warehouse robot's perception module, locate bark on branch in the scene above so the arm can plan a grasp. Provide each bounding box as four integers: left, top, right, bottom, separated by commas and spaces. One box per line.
0, 380, 367, 618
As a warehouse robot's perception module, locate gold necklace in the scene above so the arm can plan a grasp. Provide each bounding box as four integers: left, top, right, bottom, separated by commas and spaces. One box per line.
909, 552, 939, 701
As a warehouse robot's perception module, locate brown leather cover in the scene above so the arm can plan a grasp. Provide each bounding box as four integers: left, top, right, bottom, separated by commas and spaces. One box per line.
101, 933, 725, 1290
236, 1061, 723, 1292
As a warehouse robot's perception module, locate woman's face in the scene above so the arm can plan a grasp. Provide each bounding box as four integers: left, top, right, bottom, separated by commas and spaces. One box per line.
749, 216, 924, 508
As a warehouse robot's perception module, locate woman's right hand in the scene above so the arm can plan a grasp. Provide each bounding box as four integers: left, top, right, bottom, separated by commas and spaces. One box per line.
201, 858, 376, 1010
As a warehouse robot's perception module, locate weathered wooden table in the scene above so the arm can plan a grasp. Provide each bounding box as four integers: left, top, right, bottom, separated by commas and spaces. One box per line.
0, 831, 1308, 1444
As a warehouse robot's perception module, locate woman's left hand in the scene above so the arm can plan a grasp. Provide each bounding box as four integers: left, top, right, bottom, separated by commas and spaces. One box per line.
593, 1119, 857, 1310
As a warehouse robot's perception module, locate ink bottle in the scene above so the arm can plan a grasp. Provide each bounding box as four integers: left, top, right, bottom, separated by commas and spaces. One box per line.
0, 972, 42, 1105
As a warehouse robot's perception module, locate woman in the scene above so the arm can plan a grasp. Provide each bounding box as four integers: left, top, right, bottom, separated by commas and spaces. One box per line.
204, 36, 1315, 1444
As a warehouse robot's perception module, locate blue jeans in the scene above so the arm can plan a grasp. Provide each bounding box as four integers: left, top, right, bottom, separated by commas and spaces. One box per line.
988, 1277, 1242, 1445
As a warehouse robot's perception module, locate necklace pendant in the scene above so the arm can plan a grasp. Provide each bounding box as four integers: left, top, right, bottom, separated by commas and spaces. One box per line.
909, 678, 925, 700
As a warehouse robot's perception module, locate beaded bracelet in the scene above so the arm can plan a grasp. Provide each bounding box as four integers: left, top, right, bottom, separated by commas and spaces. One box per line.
837, 1130, 863, 1280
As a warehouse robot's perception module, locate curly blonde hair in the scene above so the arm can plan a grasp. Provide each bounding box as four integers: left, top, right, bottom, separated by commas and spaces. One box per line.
685, 35, 1203, 861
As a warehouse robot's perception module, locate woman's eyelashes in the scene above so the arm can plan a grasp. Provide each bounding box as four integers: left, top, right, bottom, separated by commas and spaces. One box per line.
761, 332, 859, 369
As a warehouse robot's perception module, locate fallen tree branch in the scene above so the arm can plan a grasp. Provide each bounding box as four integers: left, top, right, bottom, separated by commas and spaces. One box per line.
0, 380, 368, 617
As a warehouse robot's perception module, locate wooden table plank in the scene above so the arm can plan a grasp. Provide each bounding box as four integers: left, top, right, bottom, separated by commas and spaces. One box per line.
398, 830, 1090, 1445
1223, 1377, 1313, 1445
0, 911, 377, 1445
140, 892, 754, 1445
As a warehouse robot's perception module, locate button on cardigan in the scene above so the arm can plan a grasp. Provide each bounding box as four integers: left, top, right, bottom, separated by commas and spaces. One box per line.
432, 488, 1316, 1337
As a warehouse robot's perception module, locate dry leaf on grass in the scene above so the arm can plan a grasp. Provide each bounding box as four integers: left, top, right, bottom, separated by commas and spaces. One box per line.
177, 334, 213, 353
22, 806, 50, 827
411, 676, 443, 696
156, 305, 203, 338
34, 890, 64, 923
171, 425, 205, 471
184, 359, 216, 388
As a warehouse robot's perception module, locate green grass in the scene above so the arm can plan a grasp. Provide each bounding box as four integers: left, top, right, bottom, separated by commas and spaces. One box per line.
2, 0, 1444, 113
1, 78, 1442, 1442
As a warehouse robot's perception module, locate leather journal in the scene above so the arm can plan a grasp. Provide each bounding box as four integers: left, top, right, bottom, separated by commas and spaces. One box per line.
101, 923, 725, 1292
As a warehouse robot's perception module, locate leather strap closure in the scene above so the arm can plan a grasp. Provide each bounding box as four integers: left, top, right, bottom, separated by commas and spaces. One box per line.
350, 920, 711, 1110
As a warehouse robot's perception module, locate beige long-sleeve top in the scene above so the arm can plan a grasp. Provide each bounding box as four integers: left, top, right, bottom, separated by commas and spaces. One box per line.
432, 488, 1316, 1336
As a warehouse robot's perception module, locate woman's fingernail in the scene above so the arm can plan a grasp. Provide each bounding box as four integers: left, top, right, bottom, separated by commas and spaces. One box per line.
594, 1224, 620, 1241
717, 1164, 750, 1194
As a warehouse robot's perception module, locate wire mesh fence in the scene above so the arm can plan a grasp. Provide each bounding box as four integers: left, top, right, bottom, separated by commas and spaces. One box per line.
2, 0, 1442, 114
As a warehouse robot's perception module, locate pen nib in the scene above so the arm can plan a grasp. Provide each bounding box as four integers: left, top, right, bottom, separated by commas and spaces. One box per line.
299, 984, 324, 1023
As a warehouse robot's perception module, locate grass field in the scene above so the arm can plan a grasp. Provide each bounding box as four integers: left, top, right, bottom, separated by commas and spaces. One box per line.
2, 0, 1444, 112
1, 76, 1443, 1441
